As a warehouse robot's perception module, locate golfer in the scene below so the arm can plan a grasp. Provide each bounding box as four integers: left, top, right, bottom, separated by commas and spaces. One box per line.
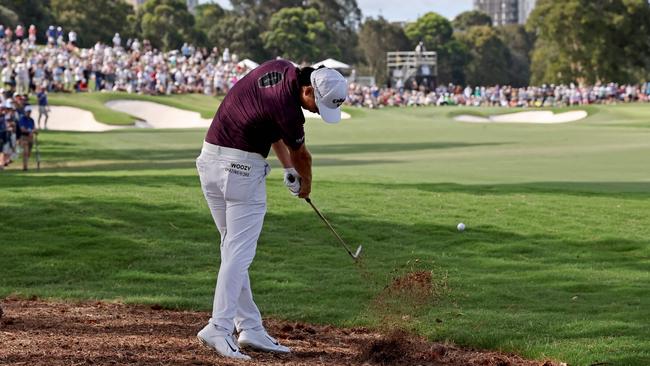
18, 105, 36, 171
196, 59, 347, 360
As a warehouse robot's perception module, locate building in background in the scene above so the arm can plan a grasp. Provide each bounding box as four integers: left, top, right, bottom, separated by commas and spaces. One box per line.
518, 0, 537, 25
474, 0, 537, 26
474, 0, 518, 26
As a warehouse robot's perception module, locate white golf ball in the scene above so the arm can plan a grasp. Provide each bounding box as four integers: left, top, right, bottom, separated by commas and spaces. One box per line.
457, 223, 466, 232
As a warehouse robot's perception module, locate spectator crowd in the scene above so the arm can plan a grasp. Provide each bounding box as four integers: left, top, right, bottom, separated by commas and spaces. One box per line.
347, 82, 650, 109
0, 23, 253, 98
0, 22, 256, 171
0, 21, 649, 109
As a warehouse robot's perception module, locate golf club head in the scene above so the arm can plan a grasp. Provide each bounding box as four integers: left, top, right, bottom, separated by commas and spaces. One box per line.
352, 245, 363, 260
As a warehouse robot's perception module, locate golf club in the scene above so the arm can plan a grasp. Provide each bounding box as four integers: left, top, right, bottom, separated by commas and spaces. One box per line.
305, 197, 362, 261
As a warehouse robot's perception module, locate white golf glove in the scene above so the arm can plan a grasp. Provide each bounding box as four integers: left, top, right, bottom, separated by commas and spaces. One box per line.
283, 168, 301, 196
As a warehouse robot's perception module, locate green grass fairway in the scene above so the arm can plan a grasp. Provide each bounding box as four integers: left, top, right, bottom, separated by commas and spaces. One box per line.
2, 103, 649, 365
42, 92, 220, 125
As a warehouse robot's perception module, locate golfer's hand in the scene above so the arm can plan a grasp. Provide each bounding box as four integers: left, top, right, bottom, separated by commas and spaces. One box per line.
283, 168, 301, 196
298, 179, 311, 199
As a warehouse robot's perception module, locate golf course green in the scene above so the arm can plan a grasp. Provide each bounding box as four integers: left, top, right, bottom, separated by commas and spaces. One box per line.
1, 100, 649, 365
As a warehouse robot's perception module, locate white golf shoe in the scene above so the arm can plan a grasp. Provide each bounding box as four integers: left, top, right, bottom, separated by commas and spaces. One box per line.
197, 324, 252, 360
238, 327, 291, 353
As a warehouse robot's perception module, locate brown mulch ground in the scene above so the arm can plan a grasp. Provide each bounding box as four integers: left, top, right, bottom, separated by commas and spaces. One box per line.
0, 297, 560, 366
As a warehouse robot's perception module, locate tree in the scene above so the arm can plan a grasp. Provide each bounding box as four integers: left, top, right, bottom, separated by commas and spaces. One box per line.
262, 7, 336, 62
527, 0, 650, 84
453, 10, 492, 31
358, 17, 411, 85
0, 5, 18, 26
1, 0, 55, 42
443, 39, 471, 85
305, 0, 362, 62
405, 12, 465, 84
138, 0, 196, 51
404, 12, 453, 52
212, 14, 268, 61
230, 0, 361, 62
498, 24, 535, 86
194, 2, 226, 48
194, 3, 226, 31
51, 0, 134, 48
230, 0, 302, 24
458, 26, 512, 86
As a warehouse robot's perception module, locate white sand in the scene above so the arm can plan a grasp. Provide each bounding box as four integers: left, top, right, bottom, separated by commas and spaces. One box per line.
106, 100, 351, 129
455, 110, 588, 124
41, 100, 353, 132
105, 100, 212, 129
45, 106, 125, 132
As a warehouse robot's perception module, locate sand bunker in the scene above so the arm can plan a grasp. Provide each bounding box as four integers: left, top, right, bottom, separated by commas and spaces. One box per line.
43, 100, 350, 132
455, 110, 588, 124
106, 101, 350, 129
105, 100, 212, 129
45, 106, 125, 132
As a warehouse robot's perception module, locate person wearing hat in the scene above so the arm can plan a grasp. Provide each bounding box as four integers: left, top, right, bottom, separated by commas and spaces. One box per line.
18, 105, 36, 171
37, 87, 50, 130
195, 59, 347, 360
3, 100, 17, 166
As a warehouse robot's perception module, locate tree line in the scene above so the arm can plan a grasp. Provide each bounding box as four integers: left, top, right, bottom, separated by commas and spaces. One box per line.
0, 0, 648, 86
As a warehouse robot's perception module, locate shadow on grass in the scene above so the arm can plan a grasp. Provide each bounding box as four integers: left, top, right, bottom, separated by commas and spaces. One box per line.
16, 141, 507, 173
0, 189, 648, 366
36, 141, 505, 162
309, 142, 506, 155
1, 157, 399, 175
3, 172, 649, 199
372, 181, 650, 197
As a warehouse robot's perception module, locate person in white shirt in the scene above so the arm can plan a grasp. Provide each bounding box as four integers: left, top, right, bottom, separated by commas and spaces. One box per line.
113, 33, 121, 48
2, 65, 13, 89
15, 63, 30, 95
68, 30, 77, 46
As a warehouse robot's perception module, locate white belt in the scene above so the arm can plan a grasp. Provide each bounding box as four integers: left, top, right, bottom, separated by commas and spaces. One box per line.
201, 141, 265, 162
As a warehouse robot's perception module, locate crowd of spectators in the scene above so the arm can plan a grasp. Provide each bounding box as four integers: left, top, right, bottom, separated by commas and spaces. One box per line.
0, 22, 256, 171
0, 23, 253, 98
1, 21, 650, 113
347, 82, 650, 109
1, 21, 649, 109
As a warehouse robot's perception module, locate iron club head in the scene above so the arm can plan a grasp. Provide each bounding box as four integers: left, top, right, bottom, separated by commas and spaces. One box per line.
352, 245, 363, 260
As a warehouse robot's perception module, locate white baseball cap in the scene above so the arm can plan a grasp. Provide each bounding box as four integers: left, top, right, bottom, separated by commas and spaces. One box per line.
311, 68, 348, 124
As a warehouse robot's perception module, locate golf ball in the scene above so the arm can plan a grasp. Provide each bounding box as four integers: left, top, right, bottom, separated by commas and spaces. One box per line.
457, 223, 466, 232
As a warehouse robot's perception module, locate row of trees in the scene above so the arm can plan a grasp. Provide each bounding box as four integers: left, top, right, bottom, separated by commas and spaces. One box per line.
0, 0, 648, 86
359, 11, 535, 86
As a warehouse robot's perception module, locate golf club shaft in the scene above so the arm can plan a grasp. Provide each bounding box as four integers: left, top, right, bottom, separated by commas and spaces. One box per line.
305, 198, 355, 257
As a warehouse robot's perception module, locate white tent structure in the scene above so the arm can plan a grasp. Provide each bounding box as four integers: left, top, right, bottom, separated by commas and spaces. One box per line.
237, 59, 260, 70
312, 58, 350, 69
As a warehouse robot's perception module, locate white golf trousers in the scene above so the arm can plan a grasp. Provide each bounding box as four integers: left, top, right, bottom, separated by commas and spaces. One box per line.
196, 142, 270, 334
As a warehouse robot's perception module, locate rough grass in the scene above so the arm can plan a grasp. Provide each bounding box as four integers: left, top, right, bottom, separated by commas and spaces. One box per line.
1, 102, 650, 365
